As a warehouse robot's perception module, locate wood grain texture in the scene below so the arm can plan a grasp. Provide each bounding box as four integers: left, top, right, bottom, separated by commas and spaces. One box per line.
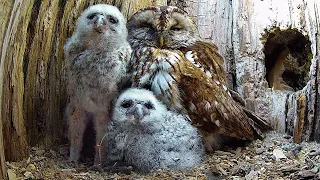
1, 0, 32, 162
0, 0, 13, 177
293, 93, 306, 143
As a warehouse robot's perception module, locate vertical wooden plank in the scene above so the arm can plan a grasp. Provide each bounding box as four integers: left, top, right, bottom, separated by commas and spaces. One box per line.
24, 0, 65, 147
0, 0, 14, 177
1, 0, 35, 161
0, 120, 6, 179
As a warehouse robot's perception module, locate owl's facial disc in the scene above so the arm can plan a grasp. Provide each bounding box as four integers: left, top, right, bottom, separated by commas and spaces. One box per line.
92, 14, 109, 33
87, 13, 119, 33
127, 6, 199, 49
121, 100, 154, 121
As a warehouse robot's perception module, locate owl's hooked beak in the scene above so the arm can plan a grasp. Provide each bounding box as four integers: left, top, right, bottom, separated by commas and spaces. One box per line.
127, 104, 150, 121
93, 14, 108, 33
158, 35, 164, 48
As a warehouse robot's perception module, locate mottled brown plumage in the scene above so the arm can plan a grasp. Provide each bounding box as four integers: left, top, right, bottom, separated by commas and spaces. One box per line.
127, 6, 270, 151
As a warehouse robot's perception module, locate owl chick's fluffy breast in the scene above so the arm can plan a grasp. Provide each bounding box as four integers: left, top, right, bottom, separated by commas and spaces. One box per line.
64, 4, 132, 164
106, 88, 204, 172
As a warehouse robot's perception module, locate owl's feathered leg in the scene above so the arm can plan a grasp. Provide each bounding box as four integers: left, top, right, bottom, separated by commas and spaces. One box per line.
203, 132, 253, 152
68, 108, 88, 163
202, 131, 223, 152
93, 111, 110, 166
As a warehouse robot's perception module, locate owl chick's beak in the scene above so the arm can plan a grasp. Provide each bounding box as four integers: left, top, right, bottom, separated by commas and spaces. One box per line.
93, 14, 108, 33
128, 104, 150, 120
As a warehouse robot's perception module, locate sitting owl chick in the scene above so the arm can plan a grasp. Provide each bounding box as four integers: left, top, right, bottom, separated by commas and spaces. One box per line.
64, 4, 131, 165
106, 88, 204, 172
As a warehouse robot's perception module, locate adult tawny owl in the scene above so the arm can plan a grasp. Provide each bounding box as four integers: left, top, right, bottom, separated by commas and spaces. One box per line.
127, 6, 270, 151
64, 4, 131, 164
106, 88, 204, 172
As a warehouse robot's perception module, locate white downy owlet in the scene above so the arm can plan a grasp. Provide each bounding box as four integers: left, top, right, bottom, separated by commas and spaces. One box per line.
106, 88, 204, 172
64, 4, 131, 165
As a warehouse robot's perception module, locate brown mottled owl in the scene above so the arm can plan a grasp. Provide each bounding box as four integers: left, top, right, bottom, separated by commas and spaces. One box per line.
127, 6, 270, 151
64, 4, 131, 165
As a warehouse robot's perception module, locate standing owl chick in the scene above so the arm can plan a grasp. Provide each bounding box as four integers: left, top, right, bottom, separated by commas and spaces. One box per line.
127, 6, 270, 151
64, 4, 132, 164
106, 88, 204, 172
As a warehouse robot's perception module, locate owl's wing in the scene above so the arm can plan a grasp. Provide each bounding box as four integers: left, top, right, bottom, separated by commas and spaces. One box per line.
129, 47, 269, 140
119, 44, 133, 64
179, 41, 248, 107
179, 42, 271, 130
179, 41, 226, 83
168, 50, 268, 140
179, 61, 257, 139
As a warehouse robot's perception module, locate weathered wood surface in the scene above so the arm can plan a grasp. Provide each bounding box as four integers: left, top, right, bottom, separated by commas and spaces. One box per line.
0, 111, 5, 180
0, 2, 319, 178
185, 0, 319, 142
1, 0, 29, 164
229, 0, 319, 143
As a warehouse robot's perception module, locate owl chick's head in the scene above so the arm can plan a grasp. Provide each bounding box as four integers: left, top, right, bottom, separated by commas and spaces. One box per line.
127, 6, 200, 49
113, 88, 167, 125
73, 4, 127, 48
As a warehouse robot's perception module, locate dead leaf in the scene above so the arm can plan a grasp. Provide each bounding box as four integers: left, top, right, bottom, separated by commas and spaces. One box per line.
7, 169, 17, 180
216, 164, 228, 176
273, 149, 287, 160
24, 171, 33, 178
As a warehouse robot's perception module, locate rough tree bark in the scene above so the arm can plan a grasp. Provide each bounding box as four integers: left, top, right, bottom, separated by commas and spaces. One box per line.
230, 0, 319, 143
0, 0, 319, 178
0, 110, 5, 180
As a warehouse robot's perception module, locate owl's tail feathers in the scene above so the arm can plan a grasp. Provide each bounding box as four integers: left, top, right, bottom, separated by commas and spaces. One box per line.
243, 108, 273, 139
229, 89, 246, 106
229, 89, 272, 139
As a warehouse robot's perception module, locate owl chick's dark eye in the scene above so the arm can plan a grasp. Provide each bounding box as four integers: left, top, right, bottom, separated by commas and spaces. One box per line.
87, 13, 97, 20
144, 101, 154, 109
121, 100, 133, 108
108, 15, 118, 24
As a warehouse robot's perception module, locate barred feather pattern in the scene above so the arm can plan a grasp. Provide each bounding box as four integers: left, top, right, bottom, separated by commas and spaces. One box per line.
129, 47, 257, 139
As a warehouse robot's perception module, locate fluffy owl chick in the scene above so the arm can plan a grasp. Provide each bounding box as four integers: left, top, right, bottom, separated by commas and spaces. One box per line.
106, 88, 204, 172
64, 4, 132, 164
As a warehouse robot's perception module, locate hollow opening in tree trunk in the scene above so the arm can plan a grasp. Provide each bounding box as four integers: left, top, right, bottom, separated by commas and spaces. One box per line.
262, 28, 312, 91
